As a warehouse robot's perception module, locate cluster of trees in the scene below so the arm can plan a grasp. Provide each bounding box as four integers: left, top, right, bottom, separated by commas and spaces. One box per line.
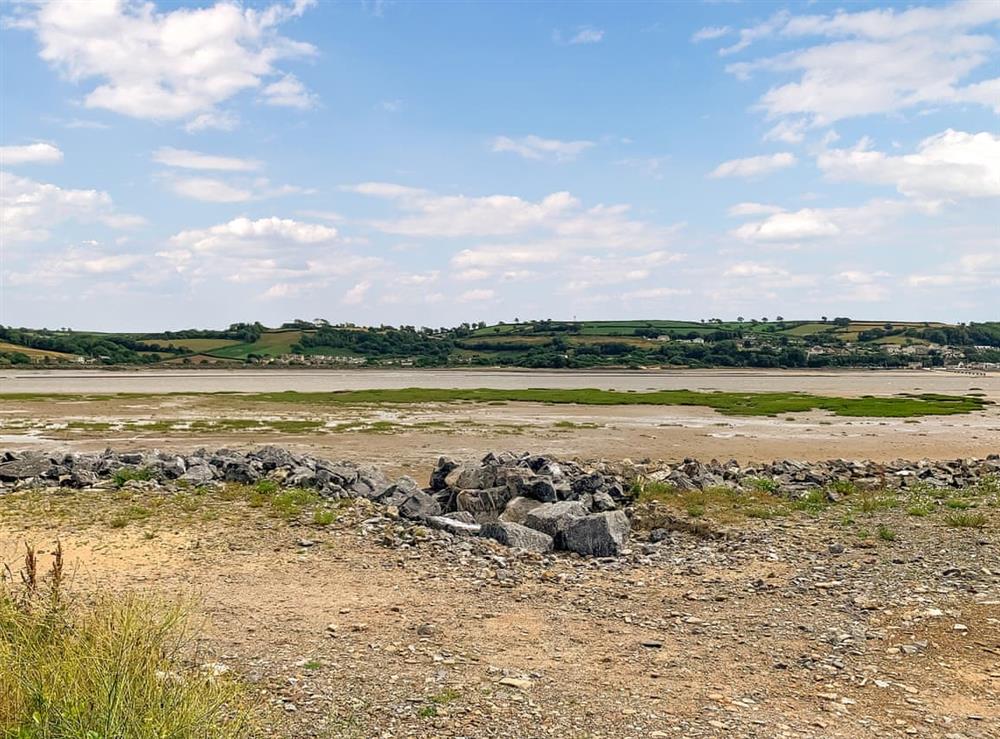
0, 327, 181, 364
907, 322, 1000, 347
146, 322, 265, 344
294, 326, 454, 365
0, 350, 32, 366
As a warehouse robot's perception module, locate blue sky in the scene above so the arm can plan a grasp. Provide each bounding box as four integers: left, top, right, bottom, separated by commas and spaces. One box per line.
1, 0, 998, 331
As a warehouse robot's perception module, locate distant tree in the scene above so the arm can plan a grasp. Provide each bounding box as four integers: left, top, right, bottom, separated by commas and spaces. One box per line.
821, 316, 828, 323
776, 315, 784, 322
737, 316, 744, 323
833, 317, 851, 327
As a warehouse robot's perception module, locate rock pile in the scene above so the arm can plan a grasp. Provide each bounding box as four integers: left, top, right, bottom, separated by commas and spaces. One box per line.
0, 447, 631, 557
629, 456, 1000, 496
415, 452, 632, 556
3, 448, 999, 556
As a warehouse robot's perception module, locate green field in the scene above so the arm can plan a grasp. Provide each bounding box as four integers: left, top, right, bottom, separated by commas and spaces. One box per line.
203, 330, 309, 359
161, 338, 243, 352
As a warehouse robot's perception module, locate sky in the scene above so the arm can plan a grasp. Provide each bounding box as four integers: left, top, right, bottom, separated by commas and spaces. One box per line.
1, 0, 998, 331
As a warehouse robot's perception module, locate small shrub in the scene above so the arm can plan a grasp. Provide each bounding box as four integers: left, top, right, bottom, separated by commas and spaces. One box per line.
747, 477, 779, 494
633, 480, 678, 503
792, 489, 829, 515
312, 508, 336, 526
253, 479, 279, 495
906, 502, 933, 517
828, 479, 858, 497
0, 546, 260, 737
856, 490, 897, 514
271, 488, 319, 519
877, 525, 897, 542
944, 511, 987, 528
112, 466, 154, 488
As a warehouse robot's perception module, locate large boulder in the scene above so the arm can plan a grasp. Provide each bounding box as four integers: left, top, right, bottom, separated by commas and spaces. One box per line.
221, 459, 260, 484
499, 496, 543, 525
398, 490, 442, 520
425, 514, 481, 536
456, 486, 515, 522
480, 522, 554, 553
376, 477, 421, 507
523, 501, 588, 542
181, 464, 215, 485
429, 456, 460, 491
562, 511, 630, 557
0, 455, 55, 481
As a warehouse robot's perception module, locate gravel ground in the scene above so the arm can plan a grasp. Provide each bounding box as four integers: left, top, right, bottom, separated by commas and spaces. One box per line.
1, 472, 998, 738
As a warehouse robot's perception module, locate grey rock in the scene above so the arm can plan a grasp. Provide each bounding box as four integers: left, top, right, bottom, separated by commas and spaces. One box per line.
376, 477, 421, 507
429, 456, 459, 491
523, 500, 588, 542
456, 485, 515, 522
425, 515, 481, 535
562, 510, 630, 557
591, 491, 617, 512
480, 521, 554, 553
398, 490, 442, 520
527, 477, 558, 502
499, 496, 543, 525
180, 465, 215, 485
222, 461, 260, 484
0, 455, 54, 481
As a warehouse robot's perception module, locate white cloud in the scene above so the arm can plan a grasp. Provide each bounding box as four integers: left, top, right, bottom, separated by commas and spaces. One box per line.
717, 2, 1000, 126
459, 289, 495, 302
570, 28, 604, 44
184, 111, 240, 133
260, 74, 316, 109
763, 120, 807, 144
170, 217, 337, 253
13, 0, 318, 128
730, 208, 839, 242
621, 287, 691, 300
726, 202, 784, 217
347, 183, 680, 256
616, 156, 669, 179
1, 171, 143, 242
818, 129, 1000, 204
162, 174, 312, 203
395, 271, 439, 286
152, 147, 260, 171
342, 280, 372, 305
692, 26, 731, 43
729, 200, 909, 243
835, 270, 890, 285
724, 262, 790, 278
492, 135, 594, 162
159, 216, 381, 295
0, 142, 64, 165
5, 244, 148, 287
452, 246, 561, 268
167, 177, 254, 203
153, 147, 308, 202
709, 152, 796, 179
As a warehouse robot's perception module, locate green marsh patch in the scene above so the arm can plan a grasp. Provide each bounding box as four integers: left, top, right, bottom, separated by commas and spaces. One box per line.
239, 388, 989, 418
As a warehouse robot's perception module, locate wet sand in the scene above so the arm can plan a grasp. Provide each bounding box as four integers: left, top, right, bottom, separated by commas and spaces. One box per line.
3, 367, 999, 400
2, 368, 998, 473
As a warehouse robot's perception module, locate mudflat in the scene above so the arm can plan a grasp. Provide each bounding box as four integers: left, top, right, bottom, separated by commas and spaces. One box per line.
1, 369, 997, 470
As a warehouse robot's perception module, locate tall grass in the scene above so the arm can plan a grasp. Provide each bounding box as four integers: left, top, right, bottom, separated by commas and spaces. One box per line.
0, 545, 259, 738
